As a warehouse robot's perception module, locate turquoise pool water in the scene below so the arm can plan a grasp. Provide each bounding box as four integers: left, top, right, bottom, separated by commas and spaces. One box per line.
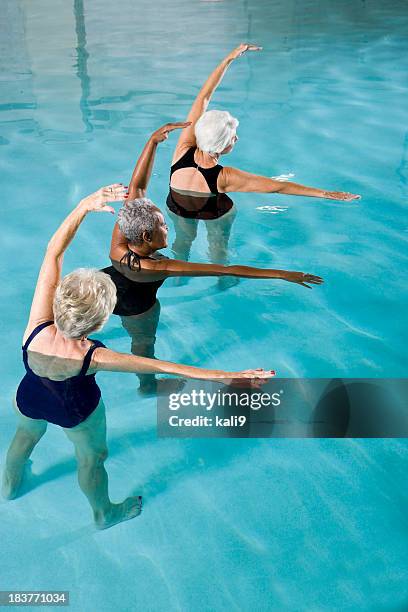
1, 0, 408, 610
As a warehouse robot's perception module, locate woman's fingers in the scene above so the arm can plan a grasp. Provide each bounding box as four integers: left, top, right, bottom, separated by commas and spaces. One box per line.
238, 43, 263, 56
161, 122, 192, 138
103, 183, 126, 193
245, 44, 263, 52
98, 205, 116, 214
325, 190, 361, 201
241, 369, 276, 379
285, 272, 324, 287
225, 368, 276, 388
304, 274, 324, 284
299, 274, 324, 288
343, 193, 361, 200
101, 184, 127, 199
153, 122, 192, 143
82, 183, 128, 213
165, 121, 192, 131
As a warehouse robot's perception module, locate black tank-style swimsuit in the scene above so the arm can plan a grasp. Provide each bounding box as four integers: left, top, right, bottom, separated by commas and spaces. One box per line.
167, 146, 234, 220
101, 250, 167, 316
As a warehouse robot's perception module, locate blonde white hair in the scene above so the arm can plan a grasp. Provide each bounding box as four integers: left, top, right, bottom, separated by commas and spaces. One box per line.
194, 110, 239, 155
53, 269, 117, 339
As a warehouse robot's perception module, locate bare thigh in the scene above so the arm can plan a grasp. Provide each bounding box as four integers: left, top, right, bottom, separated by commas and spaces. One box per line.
121, 300, 161, 355
63, 400, 108, 459
12, 396, 48, 436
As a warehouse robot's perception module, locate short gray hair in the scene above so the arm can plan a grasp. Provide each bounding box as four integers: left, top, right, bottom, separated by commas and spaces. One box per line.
117, 198, 159, 245
194, 110, 239, 154
53, 268, 117, 339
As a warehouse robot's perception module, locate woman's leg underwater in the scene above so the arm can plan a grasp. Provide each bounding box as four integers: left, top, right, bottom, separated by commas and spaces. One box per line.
205, 207, 239, 289
1, 399, 47, 500
205, 206, 237, 265
121, 301, 161, 393
63, 400, 142, 529
121, 302, 186, 395
169, 211, 199, 261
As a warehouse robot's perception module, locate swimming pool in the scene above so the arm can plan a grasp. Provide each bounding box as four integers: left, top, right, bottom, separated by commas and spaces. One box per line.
1, 0, 407, 609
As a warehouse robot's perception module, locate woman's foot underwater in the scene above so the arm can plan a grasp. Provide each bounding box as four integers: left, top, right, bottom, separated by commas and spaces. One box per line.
94, 496, 143, 530
1, 460, 33, 500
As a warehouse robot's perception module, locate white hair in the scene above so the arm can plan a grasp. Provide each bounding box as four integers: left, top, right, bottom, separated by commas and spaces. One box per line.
194, 110, 239, 154
117, 198, 160, 245
53, 268, 117, 339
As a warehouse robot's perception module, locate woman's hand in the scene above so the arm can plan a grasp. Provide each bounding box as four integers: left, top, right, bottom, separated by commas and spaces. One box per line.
80, 184, 128, 214
227, 43, 263, 61
216, 368, 276, 388
323, 190, 361, 201
151, 122, 192, 144
282, 272, 324, 289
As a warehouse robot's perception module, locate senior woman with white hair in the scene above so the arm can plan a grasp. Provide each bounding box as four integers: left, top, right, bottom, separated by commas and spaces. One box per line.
1, 182, 273, 530
167, 43, 361, 261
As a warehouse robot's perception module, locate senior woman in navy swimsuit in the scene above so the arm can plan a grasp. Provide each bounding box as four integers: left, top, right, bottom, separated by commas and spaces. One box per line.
168, 43, 361, 262
1, 177, 273, 530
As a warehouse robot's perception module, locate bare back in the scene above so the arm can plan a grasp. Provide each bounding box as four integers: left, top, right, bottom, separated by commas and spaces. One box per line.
24, 324, 99, 380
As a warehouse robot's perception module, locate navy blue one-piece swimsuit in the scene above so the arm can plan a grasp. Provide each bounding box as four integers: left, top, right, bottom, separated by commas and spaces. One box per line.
16, 321, 106, 428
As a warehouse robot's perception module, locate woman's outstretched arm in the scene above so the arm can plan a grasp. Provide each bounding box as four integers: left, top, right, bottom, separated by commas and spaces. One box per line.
138, 257, 323, 289
92, 348, 275, 386
25, 184, 126, 337
172, 43, 261, 162
127, 122, 191, 200
218, 167, 361, 201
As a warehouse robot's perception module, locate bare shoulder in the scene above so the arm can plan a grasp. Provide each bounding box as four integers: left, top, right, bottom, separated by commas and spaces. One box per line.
89, 346, 116, 373
110, 253, 169, 281
90, 346, 134, 373
171, 142, 194, 166
138, 255, 170, 279
22, 320, 57, 347
217, 166, 240, 192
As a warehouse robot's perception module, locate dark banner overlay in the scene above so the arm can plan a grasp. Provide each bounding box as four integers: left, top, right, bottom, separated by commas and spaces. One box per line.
157, 378, 408, 438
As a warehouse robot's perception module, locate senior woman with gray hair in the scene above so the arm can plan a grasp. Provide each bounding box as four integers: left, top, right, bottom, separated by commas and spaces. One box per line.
1, 182, 273, 530
103, 123, 324, 396
167, 43, 361, 261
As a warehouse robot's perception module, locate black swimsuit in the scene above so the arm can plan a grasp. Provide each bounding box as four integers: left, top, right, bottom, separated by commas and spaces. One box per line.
167, 146, 234, 220
101, 250, 167, 316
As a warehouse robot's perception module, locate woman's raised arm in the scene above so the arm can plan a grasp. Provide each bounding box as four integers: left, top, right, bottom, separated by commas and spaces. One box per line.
127, 122, 191, 200
172, 43, 262, 162
25, 184, 126, 337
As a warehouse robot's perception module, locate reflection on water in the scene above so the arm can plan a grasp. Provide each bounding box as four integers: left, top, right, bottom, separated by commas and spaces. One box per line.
73, 0, 92, 132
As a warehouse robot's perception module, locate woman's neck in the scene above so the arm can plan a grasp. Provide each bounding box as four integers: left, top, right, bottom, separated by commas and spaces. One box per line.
195, 148, 219, 168
128, 243, 157, 257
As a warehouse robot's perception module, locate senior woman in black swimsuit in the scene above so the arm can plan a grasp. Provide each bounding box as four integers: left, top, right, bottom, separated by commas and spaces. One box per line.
2, 180, 273, 530
168, 43, 361, 262
102, 123, 324, 393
